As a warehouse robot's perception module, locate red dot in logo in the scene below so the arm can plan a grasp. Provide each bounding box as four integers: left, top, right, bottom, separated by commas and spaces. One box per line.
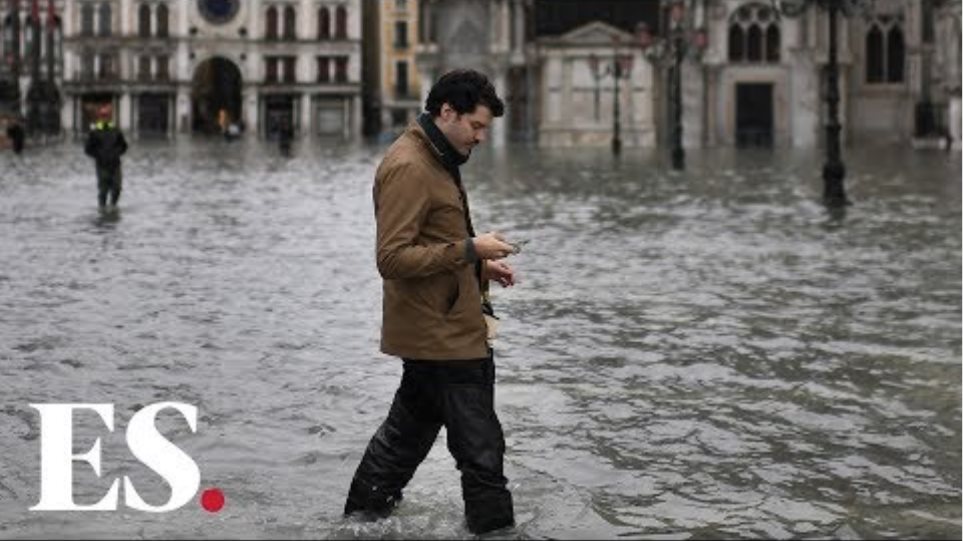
200, 488, 225, 513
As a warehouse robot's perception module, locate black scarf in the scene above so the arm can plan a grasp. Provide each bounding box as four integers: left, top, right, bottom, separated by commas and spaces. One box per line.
417, 112, 475, 237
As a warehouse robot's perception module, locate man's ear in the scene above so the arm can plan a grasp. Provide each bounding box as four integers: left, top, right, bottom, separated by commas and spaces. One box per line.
439, 102, 455, 121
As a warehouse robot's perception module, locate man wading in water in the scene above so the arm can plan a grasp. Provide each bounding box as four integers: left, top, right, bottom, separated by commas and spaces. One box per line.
344, 69, 519, 534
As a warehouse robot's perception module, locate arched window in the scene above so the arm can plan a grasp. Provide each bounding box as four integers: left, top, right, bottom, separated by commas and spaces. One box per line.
886, 25, 904, 82
283, 5, 296, 40
728, 3, 780, 63
52, 16, 62, 64
335, 5, 347, 39
138, 4, 151, 38
25, 15, 37, 57
98, 2, 112, 37
866, 14, 905, 83
265, 6, 278, 40
157, 3, 169, 37
81, 4, 95, 36
318, 7, 330, 39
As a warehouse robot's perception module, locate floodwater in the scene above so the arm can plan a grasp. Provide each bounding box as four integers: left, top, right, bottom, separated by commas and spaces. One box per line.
0, 137, 959, 539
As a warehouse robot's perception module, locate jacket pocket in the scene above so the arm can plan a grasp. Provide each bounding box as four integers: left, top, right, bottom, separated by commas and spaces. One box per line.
409, 271, 459, 317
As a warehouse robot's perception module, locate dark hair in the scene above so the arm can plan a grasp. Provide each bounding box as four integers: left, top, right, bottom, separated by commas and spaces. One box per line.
425, 69, 505, 118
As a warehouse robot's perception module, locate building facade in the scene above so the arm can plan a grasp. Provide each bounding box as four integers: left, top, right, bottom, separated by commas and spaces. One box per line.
2, 0, 959, 148
362, 0, 423, 137
58, 0, 362, 139
415, 0, 537, 146
0, 0, 64, 135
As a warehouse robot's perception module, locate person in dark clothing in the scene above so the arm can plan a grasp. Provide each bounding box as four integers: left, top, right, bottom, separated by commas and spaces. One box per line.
343, 69, 519, 535
84, 106, 128, 210
278, 118, 293, 155
6, 119, 25, 154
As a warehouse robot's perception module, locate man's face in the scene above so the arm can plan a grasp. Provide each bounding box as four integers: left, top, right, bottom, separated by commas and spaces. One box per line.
436, 103, 493, 158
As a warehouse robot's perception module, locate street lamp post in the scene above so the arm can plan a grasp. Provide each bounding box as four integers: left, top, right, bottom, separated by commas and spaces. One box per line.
589, 39, 634, 156
771, 0, 874, 207
637, 1, 708, 171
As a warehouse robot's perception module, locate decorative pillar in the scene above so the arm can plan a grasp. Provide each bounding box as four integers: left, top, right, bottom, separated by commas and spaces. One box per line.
491, 67, 507, 147
300, 91, 311, 136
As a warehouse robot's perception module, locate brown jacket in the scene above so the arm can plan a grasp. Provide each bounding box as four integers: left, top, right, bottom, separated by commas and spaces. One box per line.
373, 122, 489, 360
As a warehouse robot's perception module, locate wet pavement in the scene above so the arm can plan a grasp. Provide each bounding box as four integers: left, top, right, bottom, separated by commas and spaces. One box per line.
0, 137, 959, 539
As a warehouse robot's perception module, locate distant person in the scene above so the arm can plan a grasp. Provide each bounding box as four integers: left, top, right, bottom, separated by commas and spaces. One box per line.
278, 118, 293, 155
84, 105, 128, 211
6, 119, 25, 154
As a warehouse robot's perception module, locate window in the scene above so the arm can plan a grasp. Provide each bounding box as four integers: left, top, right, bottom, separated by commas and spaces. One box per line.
335, 56, 347, 82
318, 7, 330, 39
395, 60, 408, 97
283, 5, 296, 40
317, 56, 330, 82
394, 21, 407, 48
157, 4, 169, 37
922, 0, 935, 43
99, 53, 114, 79
728, 3, 779, 63
81, 4, 95, 36
283, 56, 296, 82
25, 16, 38, 57
156, 55, 169, 80
138, 55, 151, 80
138, 4, 151, 37
265, 6, 278, 40
335, 6, 347, 39
98, 2, 111, 37
395, 0, 406, 10
866, 14, 904, 83
265, 56, 279, 82
81, 50, 95, 79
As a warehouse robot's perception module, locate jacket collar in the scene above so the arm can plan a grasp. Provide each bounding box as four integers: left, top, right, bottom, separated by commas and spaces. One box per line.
414, 112, 468, 173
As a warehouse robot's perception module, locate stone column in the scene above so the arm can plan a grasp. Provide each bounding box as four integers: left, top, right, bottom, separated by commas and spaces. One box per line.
491, 66, 507, 147
176, 86, 190, 133
62, 93, 75, 134
950, 97, 962, 148
300, 92, 311, 136
352, 94, 362, 140
118, 92, 131, 130
243, 87, 257, 137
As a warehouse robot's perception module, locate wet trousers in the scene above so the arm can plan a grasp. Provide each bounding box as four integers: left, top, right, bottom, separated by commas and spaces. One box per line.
96, 165, 122, 208
344, 354, 514, 534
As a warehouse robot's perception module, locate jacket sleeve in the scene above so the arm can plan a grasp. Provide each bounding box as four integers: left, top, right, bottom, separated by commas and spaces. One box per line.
118, 132, 128, 155
375, 162, 473, 279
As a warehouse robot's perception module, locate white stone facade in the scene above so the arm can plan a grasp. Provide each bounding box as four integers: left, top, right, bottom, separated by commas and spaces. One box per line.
59, 0, 362, 139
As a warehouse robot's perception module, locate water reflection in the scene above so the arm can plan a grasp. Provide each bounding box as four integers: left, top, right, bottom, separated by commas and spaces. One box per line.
0, 138, 958, 539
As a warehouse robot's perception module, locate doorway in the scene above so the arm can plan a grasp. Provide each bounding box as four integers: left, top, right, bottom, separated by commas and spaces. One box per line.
735, 83, 773, 147
191, 57, 242, 134
138, 94, 170, 136
264, 94, 295, 139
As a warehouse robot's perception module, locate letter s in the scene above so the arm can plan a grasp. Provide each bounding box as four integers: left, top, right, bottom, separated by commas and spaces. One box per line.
123, 402, 200, 512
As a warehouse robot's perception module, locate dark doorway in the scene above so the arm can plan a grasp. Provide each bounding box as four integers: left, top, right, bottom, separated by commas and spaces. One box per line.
191, 57, 242, 134
736, 83, 773, 147
138, 94, 170, 136
264, 94, 295, 139
507, 66, 532, 141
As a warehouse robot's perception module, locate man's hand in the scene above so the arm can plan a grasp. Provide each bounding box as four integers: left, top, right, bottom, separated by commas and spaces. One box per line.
483, 259, 516, 287
473, 231, 515, 260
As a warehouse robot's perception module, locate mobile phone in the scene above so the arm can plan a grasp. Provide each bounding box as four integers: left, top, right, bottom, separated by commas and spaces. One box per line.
509, 239, 530, 254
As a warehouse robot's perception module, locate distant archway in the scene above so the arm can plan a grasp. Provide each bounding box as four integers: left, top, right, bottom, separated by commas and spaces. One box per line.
191, 57, 242, 134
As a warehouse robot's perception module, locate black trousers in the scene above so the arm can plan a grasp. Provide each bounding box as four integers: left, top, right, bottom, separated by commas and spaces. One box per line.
344, 354, 514, 534
96, 165, 122, 207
